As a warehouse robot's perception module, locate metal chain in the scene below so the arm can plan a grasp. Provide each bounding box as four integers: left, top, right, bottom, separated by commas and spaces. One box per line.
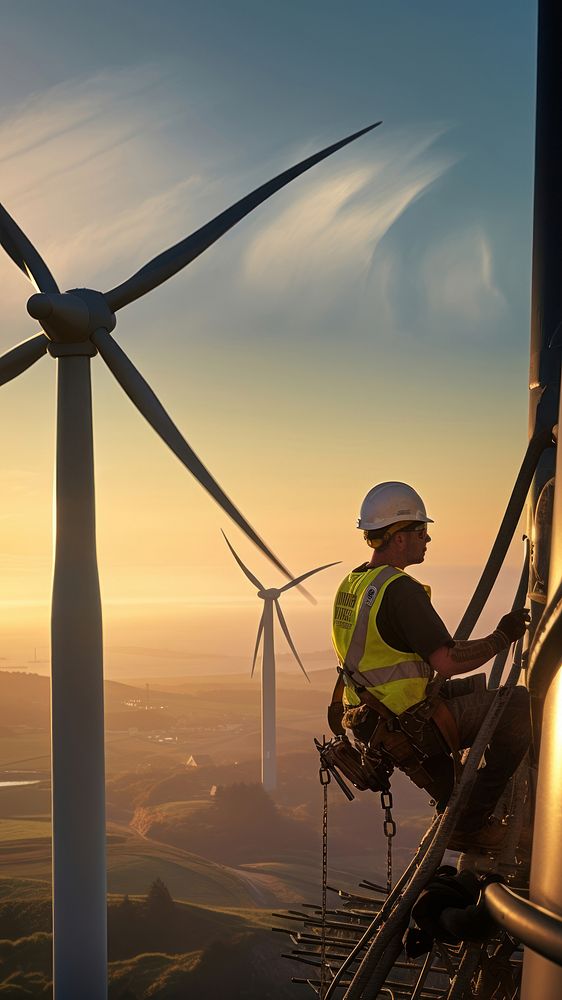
319, 758, 331, 999
381, 789, 396, 895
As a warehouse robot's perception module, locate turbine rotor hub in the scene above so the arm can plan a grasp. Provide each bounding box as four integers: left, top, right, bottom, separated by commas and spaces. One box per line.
258, 588, 280, 599
27, 288, 116, 344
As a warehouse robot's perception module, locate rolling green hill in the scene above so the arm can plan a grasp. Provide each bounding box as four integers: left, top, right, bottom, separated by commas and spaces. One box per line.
0, 878, 304, 998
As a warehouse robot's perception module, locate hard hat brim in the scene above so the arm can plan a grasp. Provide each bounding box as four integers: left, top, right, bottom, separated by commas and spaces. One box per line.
357, 515, 434, 530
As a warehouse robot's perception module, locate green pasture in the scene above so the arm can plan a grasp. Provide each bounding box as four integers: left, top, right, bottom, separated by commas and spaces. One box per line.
148, 799, 213, 820
0, 732, 50, 771
0, 818, 51, 842
106, 838, 263, 907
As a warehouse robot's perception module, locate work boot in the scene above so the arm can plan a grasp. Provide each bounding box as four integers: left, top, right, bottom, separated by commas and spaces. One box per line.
447, 818, 507, 854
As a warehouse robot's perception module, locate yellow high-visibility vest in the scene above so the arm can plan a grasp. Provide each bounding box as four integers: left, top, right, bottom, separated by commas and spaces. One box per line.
332, 564, 432, 715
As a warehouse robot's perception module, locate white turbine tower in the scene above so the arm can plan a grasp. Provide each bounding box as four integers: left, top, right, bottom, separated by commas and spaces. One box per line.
0, 121, 379, 1000
223, 532, 339, 791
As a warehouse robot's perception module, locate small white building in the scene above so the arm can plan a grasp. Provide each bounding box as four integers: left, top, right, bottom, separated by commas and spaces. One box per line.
185, 753, 214, 768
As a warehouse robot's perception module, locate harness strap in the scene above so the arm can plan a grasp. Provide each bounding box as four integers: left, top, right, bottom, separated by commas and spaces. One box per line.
345, 672, 395, 721
327, 673, 346, 735
431, 699, 460, 754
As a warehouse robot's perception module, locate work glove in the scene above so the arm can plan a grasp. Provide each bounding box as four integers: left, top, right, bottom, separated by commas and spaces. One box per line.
496, 608, 530, 644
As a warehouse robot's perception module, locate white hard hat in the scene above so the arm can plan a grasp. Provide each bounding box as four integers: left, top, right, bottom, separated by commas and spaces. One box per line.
357, 482, 434, 531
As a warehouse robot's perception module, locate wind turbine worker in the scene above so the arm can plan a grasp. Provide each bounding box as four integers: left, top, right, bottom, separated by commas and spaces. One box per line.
331, 482, 530, 852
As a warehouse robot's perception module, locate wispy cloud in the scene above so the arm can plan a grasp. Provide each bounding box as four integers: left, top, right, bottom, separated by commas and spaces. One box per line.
242, 129, 456, 310
0, 67, 159, 168
1, 73, 481, 358
0, 71, 462, 361
237, 130, 508, 350
421, 226, 506, 328
52, 177, 201, 290
0, 66, 208, 319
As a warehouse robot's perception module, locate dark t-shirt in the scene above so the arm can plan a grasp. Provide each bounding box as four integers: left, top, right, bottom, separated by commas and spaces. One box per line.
353, 563, 452, 660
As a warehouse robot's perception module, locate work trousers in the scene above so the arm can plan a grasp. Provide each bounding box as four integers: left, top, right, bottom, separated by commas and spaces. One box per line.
446, 685, 531, 832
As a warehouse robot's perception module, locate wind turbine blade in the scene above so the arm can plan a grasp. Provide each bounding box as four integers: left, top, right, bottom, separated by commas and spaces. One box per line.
0, 333, 49, 387
222, 531, 265, 591
0, 203, 59, 294
251, 608, 266, 678
278, 561, 341, 594
104, 121, 381, 312
274, 600, 310, 682
93, 327, 309, 589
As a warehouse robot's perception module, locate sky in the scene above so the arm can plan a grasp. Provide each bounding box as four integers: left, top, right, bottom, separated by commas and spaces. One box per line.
0, 1, 538, 675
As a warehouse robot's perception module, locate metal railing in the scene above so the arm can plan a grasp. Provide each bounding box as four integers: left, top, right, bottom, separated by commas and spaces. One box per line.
484, 882, 562, 967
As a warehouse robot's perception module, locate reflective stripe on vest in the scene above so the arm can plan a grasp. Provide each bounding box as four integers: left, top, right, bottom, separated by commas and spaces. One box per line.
332, 564, 432, 715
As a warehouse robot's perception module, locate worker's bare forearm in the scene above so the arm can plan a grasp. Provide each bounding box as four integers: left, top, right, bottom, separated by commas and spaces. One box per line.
429, 630, 508, 679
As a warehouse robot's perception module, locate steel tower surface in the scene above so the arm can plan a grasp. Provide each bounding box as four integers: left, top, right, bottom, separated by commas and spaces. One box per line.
523, 0, 562, 993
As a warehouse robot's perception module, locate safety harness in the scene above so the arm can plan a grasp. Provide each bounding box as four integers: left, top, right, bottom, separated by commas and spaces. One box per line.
323, 668, 457, 805
320, 567, 460, 807
315, 565, 462, 932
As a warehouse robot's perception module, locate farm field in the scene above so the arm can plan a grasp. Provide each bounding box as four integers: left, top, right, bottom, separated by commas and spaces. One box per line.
0, 818, 51, 843
0, 668, 432, 997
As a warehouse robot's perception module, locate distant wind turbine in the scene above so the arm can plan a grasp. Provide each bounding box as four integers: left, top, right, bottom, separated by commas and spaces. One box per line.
0, 120, 379, 1000
223, 532, 340, 791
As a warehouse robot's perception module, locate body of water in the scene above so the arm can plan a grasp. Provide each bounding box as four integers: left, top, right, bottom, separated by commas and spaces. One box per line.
0, 780, 40, 788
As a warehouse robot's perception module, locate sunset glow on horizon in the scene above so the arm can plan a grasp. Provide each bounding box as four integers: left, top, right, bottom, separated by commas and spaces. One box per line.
0, 2, 535, 677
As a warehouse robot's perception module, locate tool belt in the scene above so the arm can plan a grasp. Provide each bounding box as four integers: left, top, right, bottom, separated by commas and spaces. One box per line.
367, 707, 454, 806
328, 667, 460, 807
318, 733, 393, 794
